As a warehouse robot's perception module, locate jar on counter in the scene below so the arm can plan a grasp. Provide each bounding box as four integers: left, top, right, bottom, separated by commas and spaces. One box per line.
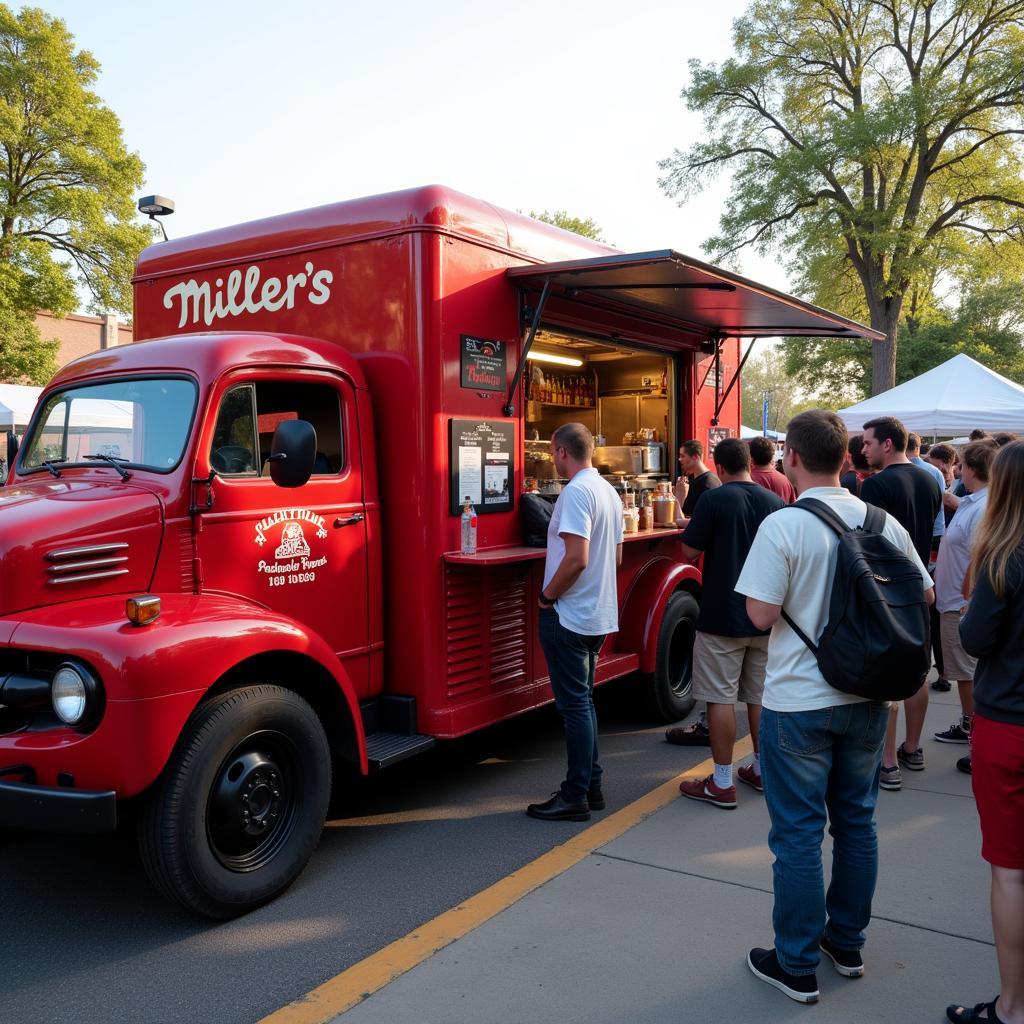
623, 506, 640, 534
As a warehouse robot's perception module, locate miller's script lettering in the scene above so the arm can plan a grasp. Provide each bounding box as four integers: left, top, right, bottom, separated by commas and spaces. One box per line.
162, 262, 334, 328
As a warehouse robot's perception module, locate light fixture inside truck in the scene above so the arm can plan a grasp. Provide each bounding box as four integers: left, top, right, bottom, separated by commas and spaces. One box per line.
527, 351, 583, 367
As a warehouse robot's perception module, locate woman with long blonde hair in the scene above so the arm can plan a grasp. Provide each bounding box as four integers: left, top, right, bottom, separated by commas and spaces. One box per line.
947, 441, 1024, 1024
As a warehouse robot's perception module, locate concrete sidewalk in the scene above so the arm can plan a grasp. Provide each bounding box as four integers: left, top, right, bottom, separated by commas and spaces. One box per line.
333, 689, 996, 1024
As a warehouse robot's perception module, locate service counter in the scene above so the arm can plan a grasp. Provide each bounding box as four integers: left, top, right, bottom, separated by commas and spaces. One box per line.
443, 525, 685, 566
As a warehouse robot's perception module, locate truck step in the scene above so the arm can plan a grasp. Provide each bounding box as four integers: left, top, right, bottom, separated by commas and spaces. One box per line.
364, 731, 436, 770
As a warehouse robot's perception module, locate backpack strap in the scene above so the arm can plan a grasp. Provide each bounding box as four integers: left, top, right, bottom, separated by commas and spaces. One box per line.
862, 503, 886, 535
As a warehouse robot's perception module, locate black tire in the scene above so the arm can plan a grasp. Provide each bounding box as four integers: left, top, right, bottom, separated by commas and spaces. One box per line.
138, 685, 331, 919
645, 590, 699, 722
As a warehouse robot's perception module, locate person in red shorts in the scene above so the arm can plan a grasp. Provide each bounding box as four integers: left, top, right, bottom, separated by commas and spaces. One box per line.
948, 441, 1024, 1024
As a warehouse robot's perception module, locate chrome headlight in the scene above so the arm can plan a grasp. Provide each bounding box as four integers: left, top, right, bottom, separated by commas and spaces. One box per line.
51, 662, 99, 726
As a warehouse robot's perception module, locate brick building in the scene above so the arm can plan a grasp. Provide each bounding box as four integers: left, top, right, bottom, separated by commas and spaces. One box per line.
34, 311, 133, 370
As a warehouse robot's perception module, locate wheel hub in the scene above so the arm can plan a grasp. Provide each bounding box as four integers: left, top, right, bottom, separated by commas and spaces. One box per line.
210, 750, 286, 854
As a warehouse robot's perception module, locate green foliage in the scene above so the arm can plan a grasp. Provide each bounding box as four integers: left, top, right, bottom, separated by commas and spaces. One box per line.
0, 6, 154, 317
660, 0, 1024, 395
528, 209, 608, 243
782, 280, 1024, 401
741, 345, 820, 430
0, 307, 57, 384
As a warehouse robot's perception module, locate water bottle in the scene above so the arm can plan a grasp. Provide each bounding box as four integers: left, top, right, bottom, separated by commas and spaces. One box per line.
460, 497, 478, 555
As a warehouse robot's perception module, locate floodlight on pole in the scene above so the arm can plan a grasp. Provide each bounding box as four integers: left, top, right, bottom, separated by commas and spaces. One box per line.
137, 195, 175, 241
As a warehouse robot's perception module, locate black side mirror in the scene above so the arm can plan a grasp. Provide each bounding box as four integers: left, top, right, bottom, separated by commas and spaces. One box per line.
268, 419, 316, 488
6, 432, 18, 469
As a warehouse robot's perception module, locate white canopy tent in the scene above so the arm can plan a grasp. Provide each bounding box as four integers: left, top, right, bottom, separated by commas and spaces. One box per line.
741, 425, 785, 441
837, 353, 1024, 437
0, 384, 41, 432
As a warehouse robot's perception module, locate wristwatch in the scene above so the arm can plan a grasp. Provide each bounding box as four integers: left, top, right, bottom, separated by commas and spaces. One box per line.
538, 591, 555, 608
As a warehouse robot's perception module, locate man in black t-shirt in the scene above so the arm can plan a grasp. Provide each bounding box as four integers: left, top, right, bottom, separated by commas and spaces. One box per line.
860, 416, 943, 790
674, 438, 722, 524
673, 438, 784, 809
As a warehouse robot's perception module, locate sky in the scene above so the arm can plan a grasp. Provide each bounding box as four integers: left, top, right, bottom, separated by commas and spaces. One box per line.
36, 0, 787, 293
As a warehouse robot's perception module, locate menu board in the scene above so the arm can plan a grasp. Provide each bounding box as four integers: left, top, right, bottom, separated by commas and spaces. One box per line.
460, 335, 506, 392
449, 418, 515, 515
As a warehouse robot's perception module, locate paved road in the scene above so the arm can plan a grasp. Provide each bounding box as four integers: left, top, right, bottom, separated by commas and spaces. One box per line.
0, 682, 728, 1024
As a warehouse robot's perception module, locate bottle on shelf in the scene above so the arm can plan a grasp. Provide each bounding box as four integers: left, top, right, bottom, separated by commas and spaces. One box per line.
460, 497, 478, 555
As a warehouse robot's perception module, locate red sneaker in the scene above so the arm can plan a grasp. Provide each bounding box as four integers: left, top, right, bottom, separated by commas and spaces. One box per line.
737, 764, 763, 793
678, 774, 737, 809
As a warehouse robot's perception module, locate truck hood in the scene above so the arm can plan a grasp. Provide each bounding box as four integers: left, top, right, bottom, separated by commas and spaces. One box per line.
0, 479, 164, 616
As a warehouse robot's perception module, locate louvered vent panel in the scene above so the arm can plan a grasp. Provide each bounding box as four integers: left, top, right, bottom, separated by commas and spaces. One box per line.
45, 543, 129, 586
179, 529, 195, 592
444, 564, 529, 699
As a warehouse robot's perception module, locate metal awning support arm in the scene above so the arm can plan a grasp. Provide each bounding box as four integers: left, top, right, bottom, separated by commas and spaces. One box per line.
504, 280, 551, 417
712, 336, 758, 425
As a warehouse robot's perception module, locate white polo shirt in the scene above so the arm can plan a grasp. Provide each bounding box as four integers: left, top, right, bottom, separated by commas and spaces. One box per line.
543, 468, 624, 636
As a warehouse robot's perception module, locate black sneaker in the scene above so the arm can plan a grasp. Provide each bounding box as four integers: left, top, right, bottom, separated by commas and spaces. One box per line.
931, 677, 952, 692
956, 755, 972, 775
525, 792, 590, 822
934, 720, 971, 744
746, 948, 819, 1004
820, 936, 864, 977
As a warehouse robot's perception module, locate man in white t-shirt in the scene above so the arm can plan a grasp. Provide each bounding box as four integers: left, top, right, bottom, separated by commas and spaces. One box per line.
527, 423, 624, 823
735, 410, 933, 1005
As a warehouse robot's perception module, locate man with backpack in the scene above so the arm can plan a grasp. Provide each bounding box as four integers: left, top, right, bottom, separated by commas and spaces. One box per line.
736, 410, 934, 1005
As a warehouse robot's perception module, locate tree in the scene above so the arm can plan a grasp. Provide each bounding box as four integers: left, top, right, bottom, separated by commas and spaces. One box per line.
781, 277, 1024, 400
0, 308, 57, 384
659, 0, 1024, 395
528, 209, 608, 243
0, 6, 153, 318
741, 345, 819, 429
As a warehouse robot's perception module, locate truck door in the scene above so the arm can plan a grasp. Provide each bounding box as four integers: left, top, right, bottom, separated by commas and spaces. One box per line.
196, 372, 371, 691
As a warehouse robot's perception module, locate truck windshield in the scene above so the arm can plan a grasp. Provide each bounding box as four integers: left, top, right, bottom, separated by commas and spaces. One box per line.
20, 377, 198, 474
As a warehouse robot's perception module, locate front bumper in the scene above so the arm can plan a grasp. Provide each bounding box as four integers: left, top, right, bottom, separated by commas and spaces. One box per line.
0, 772, 116, 833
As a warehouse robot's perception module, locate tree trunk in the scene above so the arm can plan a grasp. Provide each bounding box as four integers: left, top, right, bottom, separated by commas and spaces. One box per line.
869, 301, 902, 396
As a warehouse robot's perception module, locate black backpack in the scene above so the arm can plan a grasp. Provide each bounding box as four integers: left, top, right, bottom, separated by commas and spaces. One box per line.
521, 492, 554, 547
781, 498, 931, 701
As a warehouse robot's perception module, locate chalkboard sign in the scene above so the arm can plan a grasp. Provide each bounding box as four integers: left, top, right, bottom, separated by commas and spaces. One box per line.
460, 335, 506, 392
449, 418, 515, 515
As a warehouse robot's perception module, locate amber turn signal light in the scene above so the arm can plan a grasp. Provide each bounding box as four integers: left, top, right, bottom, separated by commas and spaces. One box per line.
126, 595, 161, 626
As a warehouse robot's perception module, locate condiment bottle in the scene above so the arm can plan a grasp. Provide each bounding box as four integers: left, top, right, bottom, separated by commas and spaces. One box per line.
641, 492, 654, 530
460, 497, 478, 554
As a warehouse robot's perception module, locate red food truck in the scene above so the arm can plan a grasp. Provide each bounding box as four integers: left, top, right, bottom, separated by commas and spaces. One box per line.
0, 186, 879, 916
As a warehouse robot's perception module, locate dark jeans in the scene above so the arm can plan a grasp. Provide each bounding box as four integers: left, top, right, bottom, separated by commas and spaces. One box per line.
760, 702, 888, 975
539, 606, 605, 803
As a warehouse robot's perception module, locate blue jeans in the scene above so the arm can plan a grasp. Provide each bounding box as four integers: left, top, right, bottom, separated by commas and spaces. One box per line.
539, 607, 605, 803
760, 702, 888, 975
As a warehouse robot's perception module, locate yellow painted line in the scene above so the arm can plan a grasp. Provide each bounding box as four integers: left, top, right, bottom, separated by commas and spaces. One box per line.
258, 736, 754, 1024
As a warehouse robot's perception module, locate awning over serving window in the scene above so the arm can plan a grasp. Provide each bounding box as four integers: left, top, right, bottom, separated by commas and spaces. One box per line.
507, 251, 883, 340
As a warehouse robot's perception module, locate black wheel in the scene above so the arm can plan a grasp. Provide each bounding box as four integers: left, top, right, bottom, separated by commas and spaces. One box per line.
645, 590, 698, 722
138, 685, 331, 919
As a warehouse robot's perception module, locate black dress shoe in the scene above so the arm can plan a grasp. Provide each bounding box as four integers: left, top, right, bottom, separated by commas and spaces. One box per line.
587, 785, 605, 811
526, 792, 591, 821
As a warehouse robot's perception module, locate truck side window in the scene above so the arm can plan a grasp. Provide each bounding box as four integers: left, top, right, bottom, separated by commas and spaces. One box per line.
255, 381, 344, 476
210, 385, 258, 476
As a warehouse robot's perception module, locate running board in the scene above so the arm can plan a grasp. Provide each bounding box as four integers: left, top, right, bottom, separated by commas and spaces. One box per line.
364, 732, 436, 770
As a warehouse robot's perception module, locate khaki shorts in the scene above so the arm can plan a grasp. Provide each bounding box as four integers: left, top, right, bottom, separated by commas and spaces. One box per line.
691, 632, 769, 704
940, 610, 977, 681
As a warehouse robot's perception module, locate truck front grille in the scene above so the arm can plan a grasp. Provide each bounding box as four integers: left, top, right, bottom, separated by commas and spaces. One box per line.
45, 542, 130, 586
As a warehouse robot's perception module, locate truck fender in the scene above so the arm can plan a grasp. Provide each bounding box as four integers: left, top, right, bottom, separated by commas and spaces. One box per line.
618, 560, 702, 675
9, 593, 369, 785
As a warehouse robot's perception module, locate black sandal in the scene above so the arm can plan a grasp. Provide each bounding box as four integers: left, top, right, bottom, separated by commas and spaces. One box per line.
946, 999, 1005, 1023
